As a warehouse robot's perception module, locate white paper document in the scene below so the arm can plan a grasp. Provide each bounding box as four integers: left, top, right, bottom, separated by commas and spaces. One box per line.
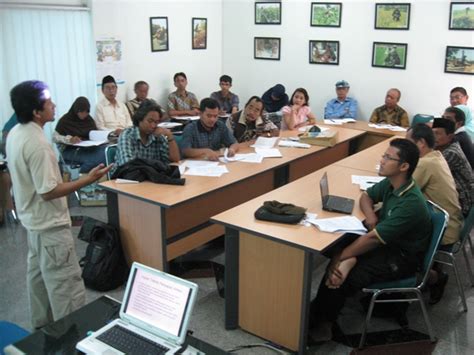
171, 116, 200, 121
254, 148, 283, 158
351, 175, 385, 190
116, 178, 139, 184
368, 123, 407, 132
250, 136, 279, 148
184, 165, 229, 177
182, 160, 219, 168
308, 216, 367, 235
324, 119, 343, 125
278, 140, 311, 149
158, 122, 183, 129
220, 151, 263, 164
73, 130, 111, 147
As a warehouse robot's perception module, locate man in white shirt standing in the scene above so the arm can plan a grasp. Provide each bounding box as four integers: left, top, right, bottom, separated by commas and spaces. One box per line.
95, 75, 132, 135
7, 80, 111, 329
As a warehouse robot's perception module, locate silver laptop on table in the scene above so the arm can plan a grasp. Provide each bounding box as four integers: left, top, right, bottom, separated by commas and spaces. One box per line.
320, 172, 354, 214
76, 262, 198, 355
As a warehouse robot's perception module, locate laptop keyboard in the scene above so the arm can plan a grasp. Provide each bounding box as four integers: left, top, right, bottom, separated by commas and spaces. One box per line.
97, 325, 170, 354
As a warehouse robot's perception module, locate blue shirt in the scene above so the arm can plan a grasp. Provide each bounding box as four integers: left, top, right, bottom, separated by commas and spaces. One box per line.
181, 119, 236, 151
324, 97, 358, 119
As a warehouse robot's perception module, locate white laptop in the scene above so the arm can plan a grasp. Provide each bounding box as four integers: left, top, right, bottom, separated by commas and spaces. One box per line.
76, 262, 198, 354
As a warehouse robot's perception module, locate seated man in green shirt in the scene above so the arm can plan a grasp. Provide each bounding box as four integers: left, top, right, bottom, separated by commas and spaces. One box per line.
309, 139, 432, 342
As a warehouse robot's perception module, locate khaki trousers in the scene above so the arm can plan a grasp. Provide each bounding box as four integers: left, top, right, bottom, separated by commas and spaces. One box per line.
27, 225, 85, 329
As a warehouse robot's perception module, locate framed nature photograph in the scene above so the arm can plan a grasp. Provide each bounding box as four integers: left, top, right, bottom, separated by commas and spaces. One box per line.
449, 2, 474, 30
255, 2, 281, 24
150, 17, 168, 52
309, 40, 339, 65
445, 46, 474, 75
254, 37, 281, 60
372, 42, 408, 69
375, 3, 410, 30
192, 18, 207, 49
310, 2, 342, 27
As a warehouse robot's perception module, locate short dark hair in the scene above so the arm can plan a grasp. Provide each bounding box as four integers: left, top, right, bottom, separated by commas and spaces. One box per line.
290, 88, 309, 106
245, 96, 264, 114
134, 81, 149, 91
444, 106, 466, 125
450, 87, 468, 96
199, 98, 220, 112
132, 99, 163, 126
173, 72, 187, 82
10, 80, 50, 124
409, 123, 435, 149
390, 138, 419, 178
219, 75, 232, 85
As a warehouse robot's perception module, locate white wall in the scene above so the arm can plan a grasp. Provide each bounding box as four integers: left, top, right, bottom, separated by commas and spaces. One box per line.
222, 0, 474, 120
91, 0, 223, 108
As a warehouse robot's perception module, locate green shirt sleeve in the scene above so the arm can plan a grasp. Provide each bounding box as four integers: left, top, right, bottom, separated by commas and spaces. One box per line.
366, 178, 388, 204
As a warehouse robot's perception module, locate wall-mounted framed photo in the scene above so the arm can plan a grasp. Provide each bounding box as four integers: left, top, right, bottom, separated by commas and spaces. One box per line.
192, 18, 207, 49
255, 2, 281, 24
309, 40, 339, 65
449, 2, 474, 30
372, 42, 408, 69
374, 3, 410, 30
254, 37, 281, 60
310, 2, 342, 27
150, 17, 169, 52
445, 46, 474, 75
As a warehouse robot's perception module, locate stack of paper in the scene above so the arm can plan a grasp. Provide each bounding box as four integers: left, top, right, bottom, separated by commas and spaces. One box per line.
278, 140, 311, 149
368, 123, 407, 132
323, 119, 343, 125
250, 136, 279, 148
180, 160, 229, 177
220, 153, 263, 164
351, 175, 385, 190
172, 116, 200, 121
308, 216, 367, 235
73, 130, 111, 147
158, 122, 183, 129
254, 148, 283, 158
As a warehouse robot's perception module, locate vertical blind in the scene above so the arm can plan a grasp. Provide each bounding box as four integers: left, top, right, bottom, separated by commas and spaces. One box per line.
0, 6, 96, 140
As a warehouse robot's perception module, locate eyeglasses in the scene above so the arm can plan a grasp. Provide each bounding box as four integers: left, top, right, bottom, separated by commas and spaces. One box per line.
450, 94, 465, 100
381, 154, 401, 162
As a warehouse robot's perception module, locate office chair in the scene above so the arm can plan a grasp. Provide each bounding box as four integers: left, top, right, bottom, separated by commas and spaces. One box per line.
358, 201, 448, 349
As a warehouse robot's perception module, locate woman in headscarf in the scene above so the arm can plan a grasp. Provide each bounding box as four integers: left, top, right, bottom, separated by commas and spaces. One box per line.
54, 97, 107, 173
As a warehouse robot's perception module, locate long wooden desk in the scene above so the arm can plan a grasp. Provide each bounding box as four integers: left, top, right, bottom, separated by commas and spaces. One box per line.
100, 127, 365, 271
334, 138, 393, 172
211, 165, 380, 354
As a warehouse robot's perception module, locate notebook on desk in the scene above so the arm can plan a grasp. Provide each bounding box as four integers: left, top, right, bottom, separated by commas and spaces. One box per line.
76, 262, 198, 355
320, 172, 354, 214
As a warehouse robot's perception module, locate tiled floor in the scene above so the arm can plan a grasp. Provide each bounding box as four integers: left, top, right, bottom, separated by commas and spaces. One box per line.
1, 202, 474, 354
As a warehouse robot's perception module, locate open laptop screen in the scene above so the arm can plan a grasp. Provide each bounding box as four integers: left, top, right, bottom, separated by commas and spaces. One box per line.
122, 267, 193, 338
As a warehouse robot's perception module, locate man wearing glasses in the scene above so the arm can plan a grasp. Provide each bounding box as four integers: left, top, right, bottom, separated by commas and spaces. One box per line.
308, 139, 431, 343
95, 75, 132, 136
449, 87, 474, 139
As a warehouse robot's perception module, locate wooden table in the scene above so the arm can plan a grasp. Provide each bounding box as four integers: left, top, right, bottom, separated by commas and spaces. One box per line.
211, 165, 380, 354
334, 138, 393, 173
100, 127, 364, 271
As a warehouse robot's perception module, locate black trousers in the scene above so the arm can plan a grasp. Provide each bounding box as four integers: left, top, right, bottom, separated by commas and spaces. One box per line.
309, 246, 417, 327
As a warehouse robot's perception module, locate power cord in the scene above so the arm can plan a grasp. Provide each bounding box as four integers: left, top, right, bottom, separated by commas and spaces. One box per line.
227, 342, 288, 354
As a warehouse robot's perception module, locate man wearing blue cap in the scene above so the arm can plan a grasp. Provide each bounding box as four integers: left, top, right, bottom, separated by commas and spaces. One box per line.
324, 80, 358, 119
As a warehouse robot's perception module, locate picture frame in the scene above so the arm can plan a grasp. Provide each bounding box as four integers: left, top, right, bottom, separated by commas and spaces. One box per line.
310, 2, 342, 27
445, 46, 474, 75
254, 37, 281, 60
374, 3, 410, 30
449, 2, 474, 30
150, 17, 169, 52
309, 40, 339, 65
192, 18, 207, 49
372, 42, 408, 69
255, 2, 282, 25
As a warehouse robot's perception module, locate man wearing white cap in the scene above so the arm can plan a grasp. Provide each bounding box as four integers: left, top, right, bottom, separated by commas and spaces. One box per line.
324, 80, 358, 119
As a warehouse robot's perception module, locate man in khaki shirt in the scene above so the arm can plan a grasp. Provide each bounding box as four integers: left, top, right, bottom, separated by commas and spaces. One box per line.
369, 88, 409, 127
406, 123, 463, 304
7, 80, 111, 329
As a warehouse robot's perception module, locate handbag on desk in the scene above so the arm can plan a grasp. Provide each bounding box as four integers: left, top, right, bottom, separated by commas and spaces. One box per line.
254, 200, 307, 224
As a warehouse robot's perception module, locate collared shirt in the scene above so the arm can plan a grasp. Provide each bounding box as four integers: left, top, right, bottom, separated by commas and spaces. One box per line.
167, 91, 199, 112
113, 126, 170, 175
369, 105, 409, 127
454, 129, 474, 169
6, 122, 70, 230
413, 150, 462, 245
227, 110, 278, 142
324, 97, 358, 119
180, 119, 236, 150
210, 91, 239, 114
366, 178, 431, 259
95, 98, 132, 130
441, 141, 474, 216
281, 105, 312, 130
